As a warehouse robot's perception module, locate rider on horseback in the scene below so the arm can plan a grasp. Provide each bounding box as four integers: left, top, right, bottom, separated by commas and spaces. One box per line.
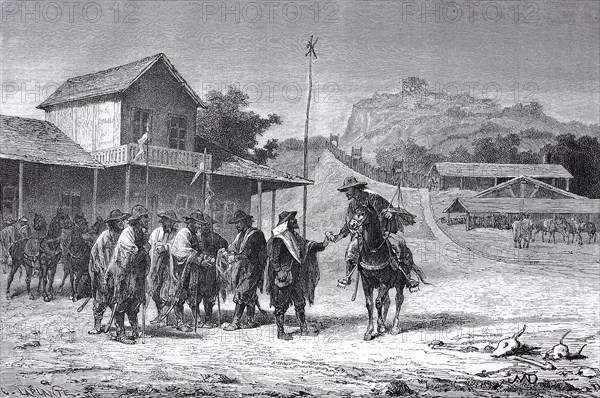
327, 177, 420, 291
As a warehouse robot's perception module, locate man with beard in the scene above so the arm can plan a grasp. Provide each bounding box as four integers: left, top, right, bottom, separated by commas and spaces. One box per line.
266, 211, 329, 340
190, 212, 228, 328
147, 210, 180, 327
328, 177, 421, 290
106, 205, 150, 344
222, 210, 266, 331
168, 210, 211, 332
87, 209, 128, 335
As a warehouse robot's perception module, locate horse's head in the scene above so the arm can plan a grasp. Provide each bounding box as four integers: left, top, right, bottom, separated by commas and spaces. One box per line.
91, 216, 107, 235
33, 213, 46, 231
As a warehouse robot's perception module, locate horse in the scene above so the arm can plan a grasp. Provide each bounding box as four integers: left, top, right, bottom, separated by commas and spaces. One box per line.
350, 204, 416, 341
532, 218, 564, 244
562, 217, 582, 245
6, 214, 47, 300
57, 214, 93, 300
512, 216, 533, 249
38, 210, 71, 301
580, 222, 597, 244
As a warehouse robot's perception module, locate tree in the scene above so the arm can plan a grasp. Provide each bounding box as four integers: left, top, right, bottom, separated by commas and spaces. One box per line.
543, 134, 600, 198
448, 145, 472, 162
197, 86, 282, 164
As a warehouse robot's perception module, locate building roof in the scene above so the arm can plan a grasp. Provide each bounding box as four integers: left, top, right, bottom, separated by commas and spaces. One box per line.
474, 175, 583, 199
0, 115, 103, 168
430, 162, 573, 179
213, 155, 313, 189
444, 197, 600, 214
37, 53, 205, 109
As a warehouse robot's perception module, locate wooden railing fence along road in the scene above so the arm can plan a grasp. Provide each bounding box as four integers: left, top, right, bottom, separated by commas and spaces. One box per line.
327, 134, 428, 189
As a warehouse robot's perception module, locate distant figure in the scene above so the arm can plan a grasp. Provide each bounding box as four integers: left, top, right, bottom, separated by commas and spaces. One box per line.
0, 216, 19, 274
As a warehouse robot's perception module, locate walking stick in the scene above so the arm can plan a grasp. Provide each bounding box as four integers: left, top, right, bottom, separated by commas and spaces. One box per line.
76, 297, 91, 312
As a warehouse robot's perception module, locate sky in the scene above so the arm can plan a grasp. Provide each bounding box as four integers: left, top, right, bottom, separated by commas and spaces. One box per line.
1, 0, 599, 144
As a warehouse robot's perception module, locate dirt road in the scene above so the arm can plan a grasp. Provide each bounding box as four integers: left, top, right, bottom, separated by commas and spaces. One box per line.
1, 152, 599, 397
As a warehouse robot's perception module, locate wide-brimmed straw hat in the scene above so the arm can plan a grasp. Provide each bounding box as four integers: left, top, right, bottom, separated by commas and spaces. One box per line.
128, 204, 149, 221
105, 209, 128, 222
158, 210, 180, 223
337, 176, 367, 192
184, 210, 208, 225
277, 211, 297, 226
228, 210, 253, 224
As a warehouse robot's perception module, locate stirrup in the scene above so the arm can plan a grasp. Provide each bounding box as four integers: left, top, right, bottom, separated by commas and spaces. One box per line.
337, 277, 352, 288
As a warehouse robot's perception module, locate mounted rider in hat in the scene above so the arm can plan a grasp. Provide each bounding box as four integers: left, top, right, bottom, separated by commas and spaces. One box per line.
105, 204, 151, 344
222, 210, 267, 331
147, 210, 180, 327
327, 176, 421, 290
167, 210, 212, 332
266, 211, 329, 340
88, 209, 129, 335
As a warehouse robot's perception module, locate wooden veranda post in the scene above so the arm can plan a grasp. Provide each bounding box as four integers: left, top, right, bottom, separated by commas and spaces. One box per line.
271, 189, 277, 233
302, 34, 318, 238
257, 181, 263, 230
92, 169, 98, 220
18, 161, 24, 218
124, 165, 131, 211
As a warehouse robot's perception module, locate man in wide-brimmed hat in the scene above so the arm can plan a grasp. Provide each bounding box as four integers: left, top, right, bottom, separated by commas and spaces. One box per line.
188, 211, 228, 328
87, 209, 128, 335
106, 204, 150, 344
167, 210, 212, 332
327, 176, 420, 289
147, 210, 180, 327
222, 210, 267, 331
266, 211, 329, 340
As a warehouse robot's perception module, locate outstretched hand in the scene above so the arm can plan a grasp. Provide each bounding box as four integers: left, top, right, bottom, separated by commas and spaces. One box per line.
382, 209, 394, 220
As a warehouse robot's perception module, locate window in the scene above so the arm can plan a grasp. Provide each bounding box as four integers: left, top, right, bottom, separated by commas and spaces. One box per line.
60, 191, 82, 217
1, 186, 18, 219
175, 194, 197, 215
169, 116, 187, 150
132, 109, 151, 142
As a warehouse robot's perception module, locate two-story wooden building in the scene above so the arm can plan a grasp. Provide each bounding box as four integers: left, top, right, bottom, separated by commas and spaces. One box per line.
15, 53, 311, 240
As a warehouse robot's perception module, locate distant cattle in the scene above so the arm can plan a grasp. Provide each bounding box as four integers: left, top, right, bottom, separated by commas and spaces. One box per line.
562, 217, 583, 245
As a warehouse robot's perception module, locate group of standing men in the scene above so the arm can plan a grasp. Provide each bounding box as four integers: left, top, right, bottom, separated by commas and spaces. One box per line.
87, 203, 330, 344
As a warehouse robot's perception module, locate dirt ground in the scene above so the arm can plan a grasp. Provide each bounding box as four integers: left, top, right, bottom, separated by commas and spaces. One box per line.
1, 153, 599, 397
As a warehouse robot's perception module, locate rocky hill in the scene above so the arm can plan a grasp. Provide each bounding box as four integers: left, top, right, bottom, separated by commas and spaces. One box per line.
340, 91, 600, 161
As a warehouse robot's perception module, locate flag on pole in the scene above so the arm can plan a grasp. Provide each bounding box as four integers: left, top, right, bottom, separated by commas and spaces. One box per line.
190, 160, 206, 186
133, 133, 148, 162
204, 184, 214, 210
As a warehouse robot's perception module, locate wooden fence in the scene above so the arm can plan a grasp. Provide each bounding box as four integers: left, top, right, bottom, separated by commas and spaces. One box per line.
327, 135, 427, 188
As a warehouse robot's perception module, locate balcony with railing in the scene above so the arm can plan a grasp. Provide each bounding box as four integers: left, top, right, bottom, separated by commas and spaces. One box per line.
91, 143, 211, 172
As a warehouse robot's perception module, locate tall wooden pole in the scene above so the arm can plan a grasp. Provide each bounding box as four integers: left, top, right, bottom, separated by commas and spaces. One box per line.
303, 35, 317, 238
92, 169, 98, 220
18, 161, 24, 218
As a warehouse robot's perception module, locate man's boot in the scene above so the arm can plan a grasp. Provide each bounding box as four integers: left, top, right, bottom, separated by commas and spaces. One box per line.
243, 304, 258, 329
223, 304, 244, 331
276, 314, 292, 340
174, 305, 192, 332
150, 302, 163, 324
201, 302, 218, 328
129, 316, 140, 339
114, 315, 135, 344
87, 316, 103, 335
296, 309, 310, 336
